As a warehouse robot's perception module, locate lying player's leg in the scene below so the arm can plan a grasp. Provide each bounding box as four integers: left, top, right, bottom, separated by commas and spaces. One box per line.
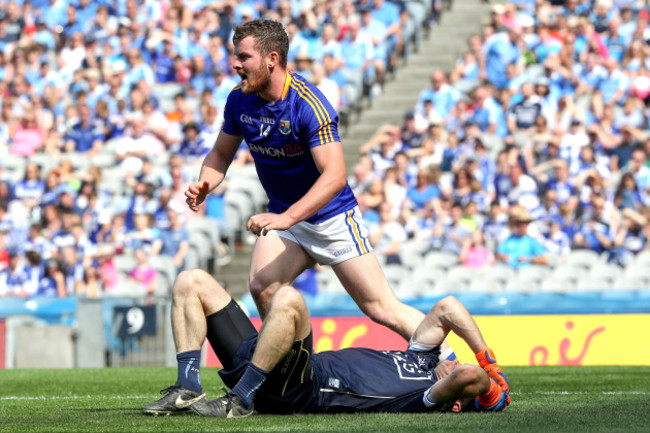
192, 285, 312, 418
142, 269, 242, 415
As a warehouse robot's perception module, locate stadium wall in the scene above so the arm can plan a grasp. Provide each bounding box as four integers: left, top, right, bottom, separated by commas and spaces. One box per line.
204, 315, 650, 367
1, 304, 649, 368
0, 321, 5, 369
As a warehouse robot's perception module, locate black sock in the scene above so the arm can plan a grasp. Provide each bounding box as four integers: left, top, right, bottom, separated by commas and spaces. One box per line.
230, 363, 269, 410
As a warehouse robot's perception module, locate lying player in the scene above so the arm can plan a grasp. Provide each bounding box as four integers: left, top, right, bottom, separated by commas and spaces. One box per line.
142, 269, 510, 416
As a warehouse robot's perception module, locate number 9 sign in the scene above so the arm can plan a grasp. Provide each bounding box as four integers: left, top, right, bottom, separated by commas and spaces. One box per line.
113, 305, 157, 338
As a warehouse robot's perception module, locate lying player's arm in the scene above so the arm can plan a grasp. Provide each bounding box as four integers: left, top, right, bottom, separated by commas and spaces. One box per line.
283, 141, 348, 225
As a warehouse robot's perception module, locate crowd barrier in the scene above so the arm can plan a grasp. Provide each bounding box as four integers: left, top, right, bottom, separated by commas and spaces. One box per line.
1, 291, 649, 368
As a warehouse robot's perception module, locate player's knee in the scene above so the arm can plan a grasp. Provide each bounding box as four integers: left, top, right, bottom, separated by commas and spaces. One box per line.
454, 364, 485, 387
249, 277, 283, 303
270, 286, 304, 315
173, 269, 210, 298
433, 296, 460, 317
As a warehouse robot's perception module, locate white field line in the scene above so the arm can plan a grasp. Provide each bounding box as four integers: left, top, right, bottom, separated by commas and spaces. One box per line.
1, 391, 649, 401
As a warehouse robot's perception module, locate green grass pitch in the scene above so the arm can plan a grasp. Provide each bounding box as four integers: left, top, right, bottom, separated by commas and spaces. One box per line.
1, 366, 648, 432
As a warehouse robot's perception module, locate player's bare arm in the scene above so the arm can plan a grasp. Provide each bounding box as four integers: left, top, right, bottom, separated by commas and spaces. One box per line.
185, 131, 243, 212
247, 140, 347, 236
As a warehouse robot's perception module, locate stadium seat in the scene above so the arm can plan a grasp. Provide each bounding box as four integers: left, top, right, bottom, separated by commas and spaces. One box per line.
423, 251, 459, 270
108, 279, 148, 298
398, 239, 430, 270
482, 264, 516, 284
186, 216, 221, 257
396, 275, 422, 299
446, 265, 478, 284
184, 248, 201, 271
502, 275, 542, 294
315, 267, 345, 294
220, 204, 244, 249
189, 231, 212, 269
149, 255, 178, 296
588, 263, 623, 285
633, 250, 650, 268
31, 153, 57, 174
3, 154, 26, 183
113, 253, 136, 274
383, 264, 408, 289
539, 277, 576, 293
566, 250, 600, 269
224, 190, 256, 222
227, 177, 268, 213
516, 265, 548, 282
91, 152, 118, 169
468, 276, 505, 294
152, 152, 170, 168
623, 262, 650, 282
575, 276, 612, 292
550, 265, 587, 284
404, 267, 446, 296
434, 277, 469, 294
613, 276, 648, 290
63, 152, 90, 172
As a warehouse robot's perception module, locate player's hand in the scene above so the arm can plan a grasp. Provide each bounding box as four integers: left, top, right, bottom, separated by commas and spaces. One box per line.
185, 181, 210, 212
434, 359, 459, 381
247, 212, 294, 236
484, 364, 510, 395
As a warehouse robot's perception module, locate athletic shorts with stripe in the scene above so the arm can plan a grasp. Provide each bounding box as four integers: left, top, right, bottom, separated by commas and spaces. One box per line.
267, 205, 373, 266
207, 299, 319, 414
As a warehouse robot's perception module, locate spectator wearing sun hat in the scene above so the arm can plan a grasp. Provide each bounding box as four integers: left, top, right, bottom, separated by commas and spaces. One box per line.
496, 207, 548, 269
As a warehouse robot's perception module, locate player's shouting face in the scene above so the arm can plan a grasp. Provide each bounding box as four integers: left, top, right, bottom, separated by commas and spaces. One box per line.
233, 36, 272, 95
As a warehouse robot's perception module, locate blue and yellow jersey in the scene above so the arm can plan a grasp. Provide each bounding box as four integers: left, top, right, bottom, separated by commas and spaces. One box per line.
222, 73, 357, 223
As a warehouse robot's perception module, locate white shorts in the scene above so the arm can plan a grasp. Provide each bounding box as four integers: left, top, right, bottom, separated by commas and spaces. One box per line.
268, 206, 373, 266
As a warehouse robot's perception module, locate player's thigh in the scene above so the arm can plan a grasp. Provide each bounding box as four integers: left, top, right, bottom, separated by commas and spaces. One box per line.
332, 252, 399, 308
249, 233, 313, 290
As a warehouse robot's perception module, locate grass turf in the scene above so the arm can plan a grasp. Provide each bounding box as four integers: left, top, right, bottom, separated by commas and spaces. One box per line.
1, 366, 648, 433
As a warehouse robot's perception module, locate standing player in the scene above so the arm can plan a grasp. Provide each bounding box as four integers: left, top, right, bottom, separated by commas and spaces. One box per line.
142, 269, 510, 416
185, 20, 426, 341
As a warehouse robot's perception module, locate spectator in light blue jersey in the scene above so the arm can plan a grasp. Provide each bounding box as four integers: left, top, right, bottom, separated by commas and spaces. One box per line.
482, 26, 521, 90
533, 24, 562, 64
603, 18, 627, 63
416, 70, 462, 120
496, 207, 548, 269
471, 85, 508, 138
596, 57, 629, 108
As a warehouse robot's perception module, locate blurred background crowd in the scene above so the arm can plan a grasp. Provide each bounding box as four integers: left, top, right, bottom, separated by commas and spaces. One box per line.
0, 0, 649, 300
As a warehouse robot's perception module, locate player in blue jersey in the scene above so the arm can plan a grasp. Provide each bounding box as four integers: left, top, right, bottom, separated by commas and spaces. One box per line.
142, 269, 510, 416
185, 19, 426, 342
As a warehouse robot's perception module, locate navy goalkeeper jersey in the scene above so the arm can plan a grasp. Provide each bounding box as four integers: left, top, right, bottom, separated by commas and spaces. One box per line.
311, 347, 440, 413
221, 72, 358, 223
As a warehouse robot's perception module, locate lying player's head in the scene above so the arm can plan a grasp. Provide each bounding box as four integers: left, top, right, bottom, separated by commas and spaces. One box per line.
233, 19, 289, 69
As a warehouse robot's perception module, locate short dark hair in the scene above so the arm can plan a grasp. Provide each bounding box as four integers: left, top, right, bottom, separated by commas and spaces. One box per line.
233, 19, 289, 68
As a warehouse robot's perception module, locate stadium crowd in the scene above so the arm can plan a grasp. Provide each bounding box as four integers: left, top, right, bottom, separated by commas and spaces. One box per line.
0, 0, 437, 298
1, 0, 649, 300
352, 0, 650, 280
